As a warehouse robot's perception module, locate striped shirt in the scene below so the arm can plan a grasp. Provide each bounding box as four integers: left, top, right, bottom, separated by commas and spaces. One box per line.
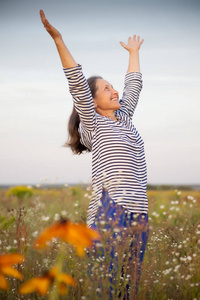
64, 64, 148, 227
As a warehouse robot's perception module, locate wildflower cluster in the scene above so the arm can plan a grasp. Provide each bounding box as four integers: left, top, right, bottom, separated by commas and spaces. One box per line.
1, 185, 100, 299
139, 189, 200, 299
0, 185, 199, 299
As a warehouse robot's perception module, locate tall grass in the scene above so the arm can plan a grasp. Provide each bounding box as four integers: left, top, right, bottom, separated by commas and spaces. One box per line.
0, 185, 199, 299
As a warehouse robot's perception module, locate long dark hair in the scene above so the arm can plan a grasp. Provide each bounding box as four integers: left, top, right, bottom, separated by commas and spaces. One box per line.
64, 76, 102, 154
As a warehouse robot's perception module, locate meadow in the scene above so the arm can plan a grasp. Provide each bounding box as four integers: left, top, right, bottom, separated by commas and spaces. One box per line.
0, 184, 199, 299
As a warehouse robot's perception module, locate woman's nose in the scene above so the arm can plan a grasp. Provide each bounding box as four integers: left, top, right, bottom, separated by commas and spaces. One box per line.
112, 88, 118, 97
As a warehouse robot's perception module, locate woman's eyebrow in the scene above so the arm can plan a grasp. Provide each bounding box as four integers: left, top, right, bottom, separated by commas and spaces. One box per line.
105, 84, 113, 88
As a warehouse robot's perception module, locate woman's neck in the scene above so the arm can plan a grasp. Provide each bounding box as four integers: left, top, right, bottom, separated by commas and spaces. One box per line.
96, 109, 117, 121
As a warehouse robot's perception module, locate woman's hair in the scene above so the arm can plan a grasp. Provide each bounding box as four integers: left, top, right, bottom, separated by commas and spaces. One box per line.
64, 76, 102, 154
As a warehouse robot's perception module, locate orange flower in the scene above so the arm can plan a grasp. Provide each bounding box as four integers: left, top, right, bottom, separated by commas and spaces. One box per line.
34, 219, 100, 256
19, 265, 76, 295
0, 253, 24, 291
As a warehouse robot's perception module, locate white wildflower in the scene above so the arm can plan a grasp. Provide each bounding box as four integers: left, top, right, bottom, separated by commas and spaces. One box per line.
54, 214, 60, 221
132, 221, 138, 226
180, 257, 187, 262
42, 216, 50, 221
174, 265, 181, 272
61, 210, 67, 216
100, 220, 106, 225
96, 243, 103, 248
154, 280, 159, 283
163, 268, 172, 275
185, 274, 192, 280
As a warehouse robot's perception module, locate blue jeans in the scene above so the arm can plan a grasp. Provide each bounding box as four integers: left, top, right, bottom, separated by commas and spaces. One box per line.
90, 188, 149, 299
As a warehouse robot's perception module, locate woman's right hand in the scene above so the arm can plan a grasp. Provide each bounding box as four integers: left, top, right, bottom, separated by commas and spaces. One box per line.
40, 10, 62, 41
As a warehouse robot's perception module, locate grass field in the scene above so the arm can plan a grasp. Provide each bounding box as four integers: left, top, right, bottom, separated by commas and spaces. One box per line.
0, 185, 199, 299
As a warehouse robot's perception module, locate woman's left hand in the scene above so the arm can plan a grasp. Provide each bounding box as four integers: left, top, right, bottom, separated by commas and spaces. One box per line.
40, 10, 62, 42
120, 35, 144, 52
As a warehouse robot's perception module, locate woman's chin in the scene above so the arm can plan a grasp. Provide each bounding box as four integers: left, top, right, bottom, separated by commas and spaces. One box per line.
115, 103, 121, 110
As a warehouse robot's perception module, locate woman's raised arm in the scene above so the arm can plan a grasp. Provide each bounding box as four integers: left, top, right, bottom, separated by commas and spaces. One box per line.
40, 10, 77, 69
120, 35, 144, 73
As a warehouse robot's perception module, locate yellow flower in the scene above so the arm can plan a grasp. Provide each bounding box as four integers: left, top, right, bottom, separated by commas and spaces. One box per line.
0, 253, 24, 291
19, 266, 76, 295
6, 186, 33, 199
34, 219, 100, 256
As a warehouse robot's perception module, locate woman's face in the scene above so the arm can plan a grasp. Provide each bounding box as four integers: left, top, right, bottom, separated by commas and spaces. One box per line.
93, 79, 121, 115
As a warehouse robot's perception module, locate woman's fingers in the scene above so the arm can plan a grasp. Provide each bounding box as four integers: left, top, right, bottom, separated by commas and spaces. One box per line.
140, 38, 144, 45
40, 10, 53, 33
40, 10, 51, 28
40, 10, 46, 23
119, 41, 128, 50
39, 9, 62, 41
40, 10, 48, 27
120, 35, 144, 51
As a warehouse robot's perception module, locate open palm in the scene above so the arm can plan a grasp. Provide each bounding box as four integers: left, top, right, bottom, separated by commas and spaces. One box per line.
40, 10, 62, 41
120, 35, 144, 52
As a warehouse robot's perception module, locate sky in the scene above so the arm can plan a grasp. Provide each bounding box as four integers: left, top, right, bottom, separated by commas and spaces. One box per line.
0, 0, 200, 186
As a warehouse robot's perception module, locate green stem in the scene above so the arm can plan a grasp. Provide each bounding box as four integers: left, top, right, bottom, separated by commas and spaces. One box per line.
49, 242, 66, 300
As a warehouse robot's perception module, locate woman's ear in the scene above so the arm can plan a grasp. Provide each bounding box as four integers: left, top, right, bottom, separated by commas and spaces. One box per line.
93, 99, 97, 108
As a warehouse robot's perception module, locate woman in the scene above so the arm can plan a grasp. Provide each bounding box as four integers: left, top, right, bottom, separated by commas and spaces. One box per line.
40, 9, 149, 299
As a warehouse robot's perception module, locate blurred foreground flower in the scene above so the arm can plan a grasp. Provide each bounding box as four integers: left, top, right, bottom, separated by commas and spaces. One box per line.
0, 253, 24, 290
34, 219, 100, 256
19, 265, 76, 295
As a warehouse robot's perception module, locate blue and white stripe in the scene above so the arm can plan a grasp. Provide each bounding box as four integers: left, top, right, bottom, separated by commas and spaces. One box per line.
64, 64, 148, 227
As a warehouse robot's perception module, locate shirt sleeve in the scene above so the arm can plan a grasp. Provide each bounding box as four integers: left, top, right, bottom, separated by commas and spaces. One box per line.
119, 72, 143, 119
63, 64, 96, 132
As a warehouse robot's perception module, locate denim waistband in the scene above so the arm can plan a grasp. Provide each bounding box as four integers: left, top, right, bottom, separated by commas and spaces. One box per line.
91, 188, 148, 230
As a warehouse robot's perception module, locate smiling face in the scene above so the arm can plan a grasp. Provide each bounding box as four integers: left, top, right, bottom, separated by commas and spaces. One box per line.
93, 79, 121, 117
